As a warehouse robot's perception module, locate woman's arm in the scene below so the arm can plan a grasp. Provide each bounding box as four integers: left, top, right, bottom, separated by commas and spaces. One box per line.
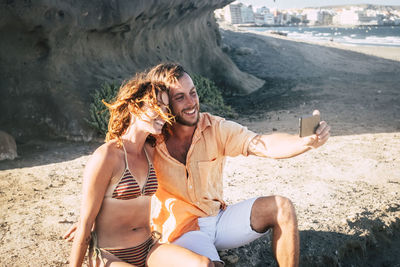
69, 145, 116, 267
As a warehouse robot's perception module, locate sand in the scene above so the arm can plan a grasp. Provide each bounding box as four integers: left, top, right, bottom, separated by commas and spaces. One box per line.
1, 25, 400, 266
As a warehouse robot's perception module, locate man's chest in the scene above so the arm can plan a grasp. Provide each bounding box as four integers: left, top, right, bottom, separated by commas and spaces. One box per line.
166, 138, 192, 165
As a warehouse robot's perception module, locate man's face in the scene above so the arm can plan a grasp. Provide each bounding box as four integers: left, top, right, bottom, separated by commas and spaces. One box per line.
168, 73, 200, 126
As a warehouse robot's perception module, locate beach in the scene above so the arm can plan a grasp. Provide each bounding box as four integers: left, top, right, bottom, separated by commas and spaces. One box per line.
242, 26, 400, 62
1, 25, 400, 266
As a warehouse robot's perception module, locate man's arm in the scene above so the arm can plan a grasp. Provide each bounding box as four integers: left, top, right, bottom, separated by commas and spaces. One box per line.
248, 120, 330, 159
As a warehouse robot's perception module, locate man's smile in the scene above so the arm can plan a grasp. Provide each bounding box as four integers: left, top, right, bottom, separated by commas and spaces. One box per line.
182, 106, 198, 116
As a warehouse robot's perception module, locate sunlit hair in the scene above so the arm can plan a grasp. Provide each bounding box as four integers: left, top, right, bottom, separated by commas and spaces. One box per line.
103, 73, 174, 147
146, 62, 188, 87
146, 63, 189, 140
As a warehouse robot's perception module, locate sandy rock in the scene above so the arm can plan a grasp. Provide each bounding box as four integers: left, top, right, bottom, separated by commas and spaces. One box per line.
0, 0, 263, 142
0, 131, 17, 161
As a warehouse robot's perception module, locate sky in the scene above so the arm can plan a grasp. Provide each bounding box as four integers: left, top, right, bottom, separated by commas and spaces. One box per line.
240, 0, 400, 9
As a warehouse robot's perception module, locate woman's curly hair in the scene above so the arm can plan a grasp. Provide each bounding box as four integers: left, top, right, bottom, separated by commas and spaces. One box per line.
103, 73, 174, 147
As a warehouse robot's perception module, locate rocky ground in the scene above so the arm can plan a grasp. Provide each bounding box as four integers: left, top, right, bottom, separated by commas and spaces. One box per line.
0, 26, 400, 266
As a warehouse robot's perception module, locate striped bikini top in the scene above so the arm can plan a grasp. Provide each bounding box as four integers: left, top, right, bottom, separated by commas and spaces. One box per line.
109, 144, 158, 200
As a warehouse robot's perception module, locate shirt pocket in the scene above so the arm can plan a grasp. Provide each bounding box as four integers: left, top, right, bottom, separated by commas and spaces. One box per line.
197, 158, 221, 199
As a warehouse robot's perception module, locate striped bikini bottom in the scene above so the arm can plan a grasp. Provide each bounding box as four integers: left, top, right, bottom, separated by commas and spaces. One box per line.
91, 231, 161, 267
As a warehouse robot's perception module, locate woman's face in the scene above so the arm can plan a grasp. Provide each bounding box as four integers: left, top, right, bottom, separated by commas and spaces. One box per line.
137, 91, 170, 135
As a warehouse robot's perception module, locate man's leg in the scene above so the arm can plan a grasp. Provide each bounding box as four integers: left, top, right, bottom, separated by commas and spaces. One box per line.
214, 196, 299, 267
251, 196, 299, 267
214, 198, 267, 251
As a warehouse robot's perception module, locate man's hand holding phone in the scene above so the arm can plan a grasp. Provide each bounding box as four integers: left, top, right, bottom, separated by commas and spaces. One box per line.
300, 110, 330, 149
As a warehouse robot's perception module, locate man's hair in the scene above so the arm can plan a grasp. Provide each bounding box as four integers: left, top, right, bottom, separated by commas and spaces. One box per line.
146, 63, 188, 87
146, 63, 189, 140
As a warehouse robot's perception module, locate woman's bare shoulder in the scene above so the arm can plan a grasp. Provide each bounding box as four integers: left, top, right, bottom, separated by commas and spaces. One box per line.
83, 140, 125, 182
90, 140, 123, 164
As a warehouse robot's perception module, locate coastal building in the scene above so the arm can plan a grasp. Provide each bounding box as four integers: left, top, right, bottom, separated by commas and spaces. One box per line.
333, 8, 359, 25
217, 2, 400, 27
256, 6, 274, 25
240, 4, 255, 23
318, 10, 334, 25
254, 13, 265, 25
273, 10, 283, 25
225, 3, 242, 24
220, 1, 255, 24
264, 13, 275, 25
358, 11, 378, 25
256, 6, 270, 14
303, 9, 320, 25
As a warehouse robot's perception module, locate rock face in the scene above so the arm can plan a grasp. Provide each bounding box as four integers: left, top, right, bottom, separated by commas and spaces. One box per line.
0, 0, 263, 141
0, 131, 17, 161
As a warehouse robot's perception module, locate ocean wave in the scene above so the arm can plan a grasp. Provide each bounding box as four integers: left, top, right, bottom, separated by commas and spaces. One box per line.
287, 33, 400, 47
255, 26, 400, 47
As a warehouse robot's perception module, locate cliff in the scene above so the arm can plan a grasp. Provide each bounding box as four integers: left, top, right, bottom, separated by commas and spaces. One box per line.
0, 0, 263, 141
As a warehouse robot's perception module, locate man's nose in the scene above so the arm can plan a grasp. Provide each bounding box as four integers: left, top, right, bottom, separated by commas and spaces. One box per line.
186, 94, 195, 106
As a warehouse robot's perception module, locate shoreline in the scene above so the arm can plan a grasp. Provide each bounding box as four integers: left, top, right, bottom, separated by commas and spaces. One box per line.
215, 20, 400, 62
239, 27, 400, 62
238, 24, 400, 29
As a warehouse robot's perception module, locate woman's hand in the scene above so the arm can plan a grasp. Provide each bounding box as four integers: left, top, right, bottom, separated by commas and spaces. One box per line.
63, 222, 78, 242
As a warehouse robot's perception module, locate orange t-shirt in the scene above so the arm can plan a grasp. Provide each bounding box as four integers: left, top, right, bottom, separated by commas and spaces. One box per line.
151, 113, 257, 242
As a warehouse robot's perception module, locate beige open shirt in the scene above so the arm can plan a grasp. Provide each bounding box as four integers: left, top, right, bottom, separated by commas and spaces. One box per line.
151, 113, 257, 242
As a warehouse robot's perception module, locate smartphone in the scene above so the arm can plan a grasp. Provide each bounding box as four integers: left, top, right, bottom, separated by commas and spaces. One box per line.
299, 114, 320, 137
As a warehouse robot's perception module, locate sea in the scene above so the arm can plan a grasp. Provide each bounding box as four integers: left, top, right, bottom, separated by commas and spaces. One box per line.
247, 25, 400, 47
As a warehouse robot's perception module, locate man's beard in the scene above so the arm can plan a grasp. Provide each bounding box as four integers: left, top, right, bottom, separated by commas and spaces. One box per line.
175, 114, 200, 126
173, 106, 200, 126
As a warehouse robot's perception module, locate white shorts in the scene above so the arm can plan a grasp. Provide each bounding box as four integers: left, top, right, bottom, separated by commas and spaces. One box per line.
172, 197, 269, 263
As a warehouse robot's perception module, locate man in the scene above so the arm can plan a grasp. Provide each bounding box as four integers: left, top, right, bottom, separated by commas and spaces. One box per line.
146, 63, 331, 266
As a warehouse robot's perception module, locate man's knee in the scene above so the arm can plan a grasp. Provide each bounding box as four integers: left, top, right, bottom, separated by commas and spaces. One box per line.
197, 256, 213, 267
251, 196, 297, 232
212, 261, 224, 267
274, 196, 297, 225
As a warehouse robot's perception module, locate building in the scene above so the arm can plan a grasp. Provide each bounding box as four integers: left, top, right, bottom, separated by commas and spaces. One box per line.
254, 13, 265, 25
255, 6, 274, 25
358, 10, 378, 25
303, 9, 320, 25
333, 8, 359, 25
240, 4, 255, 23
220, 2, 255, 24
318, 10, 333, 25
218, 2, 399, 26
221, 2, 242, 24
264, 13, 275, 25
256, 6, 270, 14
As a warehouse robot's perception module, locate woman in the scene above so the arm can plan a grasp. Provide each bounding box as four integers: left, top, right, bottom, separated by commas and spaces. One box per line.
68, 74, 211, 267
